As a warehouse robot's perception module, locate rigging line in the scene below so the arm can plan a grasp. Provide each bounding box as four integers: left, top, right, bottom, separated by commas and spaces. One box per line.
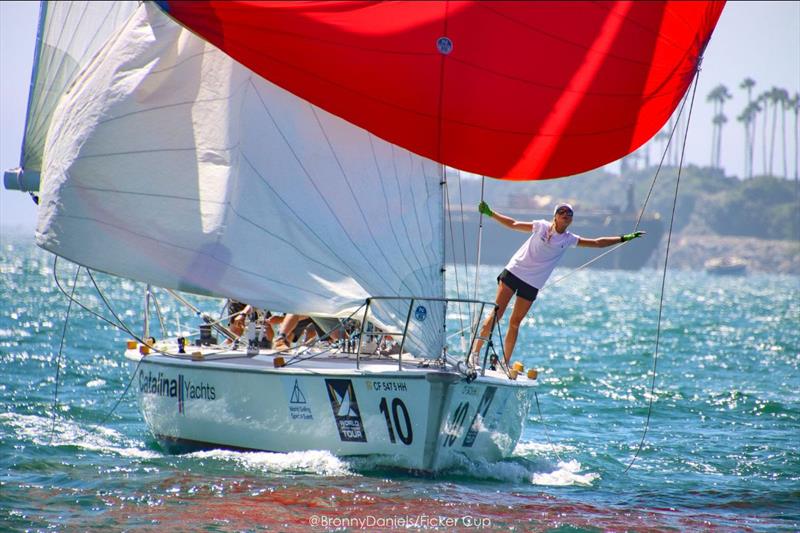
472, 176, 486, 328
149, 288, 168, 338
455, 170, 472, 301
48, 256, 145, 443
548, 242, 627, 288
52, 256, 237, 357
443, 179, 467, 344
624, 66, 702, 475
432, 0, 451, 293
52, 256, 123, 331
534, 391, 566, 465
545, 77, 695, 289
633, 72, 695, 231
49, 260, 80, 445
86, 269, 143, 341
71, 357, 146, 445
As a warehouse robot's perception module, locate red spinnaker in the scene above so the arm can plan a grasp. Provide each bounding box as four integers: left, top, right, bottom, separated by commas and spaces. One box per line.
155, 1, 725, 180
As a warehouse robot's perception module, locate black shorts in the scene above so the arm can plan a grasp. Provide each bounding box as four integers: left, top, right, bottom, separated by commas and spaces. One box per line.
497, 269, 539, 301
292, 318, 325, 340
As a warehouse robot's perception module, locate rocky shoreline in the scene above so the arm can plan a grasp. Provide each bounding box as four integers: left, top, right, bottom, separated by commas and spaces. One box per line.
648, 233, 799, 275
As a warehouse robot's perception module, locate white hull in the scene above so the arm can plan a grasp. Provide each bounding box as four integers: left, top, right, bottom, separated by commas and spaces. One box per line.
125, 346, 536, 472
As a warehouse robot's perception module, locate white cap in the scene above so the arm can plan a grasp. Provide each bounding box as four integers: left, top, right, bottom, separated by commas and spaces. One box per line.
553, 202, 574, 216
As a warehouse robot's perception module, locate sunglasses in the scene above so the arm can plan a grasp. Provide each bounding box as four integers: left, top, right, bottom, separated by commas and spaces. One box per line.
556, 209, 573, 217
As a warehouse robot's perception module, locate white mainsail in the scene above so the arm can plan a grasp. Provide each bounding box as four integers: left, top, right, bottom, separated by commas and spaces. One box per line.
35, 3, 445, 357
19, 1, 139, 185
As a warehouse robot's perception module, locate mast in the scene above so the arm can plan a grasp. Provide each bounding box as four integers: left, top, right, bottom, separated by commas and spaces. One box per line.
143, 285, 151, 340
473, 176, 485, 303
440, 163, 447, 349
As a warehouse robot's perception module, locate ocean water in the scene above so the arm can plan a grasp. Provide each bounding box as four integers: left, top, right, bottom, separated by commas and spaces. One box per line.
2, 234, 798, 532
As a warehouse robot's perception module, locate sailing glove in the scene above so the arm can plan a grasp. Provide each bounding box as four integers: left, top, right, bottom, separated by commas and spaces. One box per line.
620, 231, 645, 242
478, 201, 493, 217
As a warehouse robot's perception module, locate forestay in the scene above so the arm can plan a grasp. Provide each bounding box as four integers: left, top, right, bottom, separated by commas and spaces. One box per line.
35, 3, 445, 357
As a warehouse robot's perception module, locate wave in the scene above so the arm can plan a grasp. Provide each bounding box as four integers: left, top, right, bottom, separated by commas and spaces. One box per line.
0, 412, 160, 459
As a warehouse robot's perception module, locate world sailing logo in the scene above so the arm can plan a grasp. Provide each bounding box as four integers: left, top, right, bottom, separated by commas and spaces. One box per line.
138, 370, 216, 414
325, 379, 367, 442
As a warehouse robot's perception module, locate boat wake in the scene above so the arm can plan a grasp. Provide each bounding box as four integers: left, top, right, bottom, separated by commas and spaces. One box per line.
424, 439, 599, 486
337, 440, 599, 486
0, 412, 160, 459
186, 449, 356, 477
440, 457, 599, 487
2, 412, 597, 486
513, 440, 600, 486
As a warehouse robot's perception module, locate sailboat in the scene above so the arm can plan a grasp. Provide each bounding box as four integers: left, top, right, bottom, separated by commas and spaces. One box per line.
4, 1, 724, 472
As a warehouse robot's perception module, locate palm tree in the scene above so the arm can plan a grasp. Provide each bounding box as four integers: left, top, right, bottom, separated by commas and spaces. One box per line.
740, 77, 756, 104
707, 86, 723, 166
789, 92, 799, 184
737, 103, 758, 178
776, 88, 790, 178
758, 91, 770, 175
765, 86, 788, 176
713, 113, 728, 168
739, 77, 756, 177
747, 100, 761, 178
707, 84, 732, 168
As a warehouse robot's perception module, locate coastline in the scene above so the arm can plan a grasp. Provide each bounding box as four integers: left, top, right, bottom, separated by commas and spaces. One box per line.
651, 233, 800, 275
4, 225, 798, 275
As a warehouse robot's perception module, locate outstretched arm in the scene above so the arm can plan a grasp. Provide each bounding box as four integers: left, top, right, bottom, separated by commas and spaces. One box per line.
479, 201, 532, 233
577, 231, 645, 248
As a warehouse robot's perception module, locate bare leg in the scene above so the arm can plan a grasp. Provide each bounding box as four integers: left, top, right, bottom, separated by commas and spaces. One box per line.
280, 314, 306, 341
503, 296, 533, 363
472, 282, 515, 356
273, 314, 302, 350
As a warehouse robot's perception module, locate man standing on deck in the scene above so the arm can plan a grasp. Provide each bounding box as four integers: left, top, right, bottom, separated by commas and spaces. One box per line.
472, 201, 645, 365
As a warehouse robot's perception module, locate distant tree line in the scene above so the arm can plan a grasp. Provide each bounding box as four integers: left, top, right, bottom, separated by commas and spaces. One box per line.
455, 165, 798, 241
722, 80, 798, 180
622, 80, 799, 184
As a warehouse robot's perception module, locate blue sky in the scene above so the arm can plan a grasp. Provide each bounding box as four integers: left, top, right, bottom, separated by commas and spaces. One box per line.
1, 1, 799, 234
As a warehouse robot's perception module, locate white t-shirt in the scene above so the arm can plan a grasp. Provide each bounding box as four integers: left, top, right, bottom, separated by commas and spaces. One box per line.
505, 219, 580, 289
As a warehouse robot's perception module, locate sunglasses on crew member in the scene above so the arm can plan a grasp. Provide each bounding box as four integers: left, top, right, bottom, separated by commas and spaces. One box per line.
556, 208, 573, 217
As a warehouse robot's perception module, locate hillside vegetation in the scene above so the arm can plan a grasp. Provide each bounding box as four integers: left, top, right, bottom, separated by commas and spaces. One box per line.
464, 165, 798, 241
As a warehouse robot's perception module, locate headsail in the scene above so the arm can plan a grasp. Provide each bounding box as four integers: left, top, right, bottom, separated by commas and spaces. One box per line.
155, 0, 725, 180
36, 3, 444, 356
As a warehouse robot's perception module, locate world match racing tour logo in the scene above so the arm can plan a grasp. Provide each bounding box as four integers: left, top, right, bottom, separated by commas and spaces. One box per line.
138, 371, 216, 414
